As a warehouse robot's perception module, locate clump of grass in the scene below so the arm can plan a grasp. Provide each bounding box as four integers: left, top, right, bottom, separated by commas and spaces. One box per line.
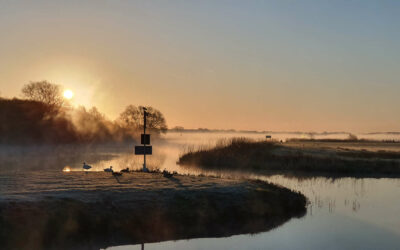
178, 137, 280, 170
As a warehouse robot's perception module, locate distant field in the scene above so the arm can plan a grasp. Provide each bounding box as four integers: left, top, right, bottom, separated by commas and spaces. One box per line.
284, 138, 400, 152
178, 138, 400, 177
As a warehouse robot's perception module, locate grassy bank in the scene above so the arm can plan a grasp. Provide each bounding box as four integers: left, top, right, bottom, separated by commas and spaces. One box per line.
0, 172, 306, 250
178, 138, 400, 177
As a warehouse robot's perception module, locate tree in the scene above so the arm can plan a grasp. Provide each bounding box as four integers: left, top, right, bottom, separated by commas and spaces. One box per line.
21, 81, 64, 108
72, 106, 113, 142
118, 105, 167, 133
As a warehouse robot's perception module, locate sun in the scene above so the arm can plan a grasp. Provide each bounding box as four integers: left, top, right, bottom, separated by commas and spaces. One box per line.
63, 89, 74, 99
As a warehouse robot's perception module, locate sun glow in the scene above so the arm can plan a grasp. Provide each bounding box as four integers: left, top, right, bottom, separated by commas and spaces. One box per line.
63, 89, 74, 99
63, 166, 71, 172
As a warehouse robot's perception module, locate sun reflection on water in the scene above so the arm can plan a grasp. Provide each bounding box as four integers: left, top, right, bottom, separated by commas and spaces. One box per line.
62, 166, 71, 172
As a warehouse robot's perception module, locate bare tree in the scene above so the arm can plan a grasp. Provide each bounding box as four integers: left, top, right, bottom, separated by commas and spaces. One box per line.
118, 105, 167, 133
72, 106, 114, 142
119, 105, 141, 128
21, 81, 64, 108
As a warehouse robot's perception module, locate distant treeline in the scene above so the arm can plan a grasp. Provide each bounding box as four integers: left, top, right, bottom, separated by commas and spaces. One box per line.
169, 126, 352, 135
169, 127, 400, 137
0, 97, 167, 144
0, 81, 167, 144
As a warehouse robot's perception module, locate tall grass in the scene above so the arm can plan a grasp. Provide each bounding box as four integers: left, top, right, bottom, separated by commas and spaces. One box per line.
178, 138, 400, 177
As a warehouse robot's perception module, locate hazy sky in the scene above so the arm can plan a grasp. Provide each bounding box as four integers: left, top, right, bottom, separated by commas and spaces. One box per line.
0, 0, 399, 132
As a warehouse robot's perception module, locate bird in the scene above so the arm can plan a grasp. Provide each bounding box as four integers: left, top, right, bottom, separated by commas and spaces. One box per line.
112, 172, 123, 177
82, 162, 92, 170
104, 166, 113, 173
121, 168, 130, 173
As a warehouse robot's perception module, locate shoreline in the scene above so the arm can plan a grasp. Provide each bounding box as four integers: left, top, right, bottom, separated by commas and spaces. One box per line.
0, 172, 306, 250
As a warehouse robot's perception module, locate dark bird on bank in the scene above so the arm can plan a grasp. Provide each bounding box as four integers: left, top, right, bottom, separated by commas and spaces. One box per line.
104, 166, 113, 172
83, 162, 92, 170
163, 169, 173, 178
121, 168, 130, 173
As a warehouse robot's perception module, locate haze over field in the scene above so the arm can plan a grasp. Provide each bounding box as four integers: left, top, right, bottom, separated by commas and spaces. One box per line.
1, 0, 399, 132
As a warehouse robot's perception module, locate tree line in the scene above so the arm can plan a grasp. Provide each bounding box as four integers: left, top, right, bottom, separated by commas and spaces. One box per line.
0, 81, 167, 144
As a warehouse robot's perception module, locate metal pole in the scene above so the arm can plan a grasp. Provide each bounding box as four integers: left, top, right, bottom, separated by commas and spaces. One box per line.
143, 107, 147, 172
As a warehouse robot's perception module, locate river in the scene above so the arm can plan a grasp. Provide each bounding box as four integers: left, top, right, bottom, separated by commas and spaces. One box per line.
107, 131, 400, 250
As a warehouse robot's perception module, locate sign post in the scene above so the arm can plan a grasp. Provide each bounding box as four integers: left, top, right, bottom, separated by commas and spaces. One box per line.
135, 146, 152, 155
134, 107, 152, 172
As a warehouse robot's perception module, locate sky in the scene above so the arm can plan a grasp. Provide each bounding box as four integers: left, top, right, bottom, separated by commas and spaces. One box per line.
0, 0, 399, 132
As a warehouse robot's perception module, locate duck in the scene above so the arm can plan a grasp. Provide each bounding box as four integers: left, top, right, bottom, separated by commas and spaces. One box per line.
121, 168, 130, 173
104, 166, 113, 173
82, 162, 92, 170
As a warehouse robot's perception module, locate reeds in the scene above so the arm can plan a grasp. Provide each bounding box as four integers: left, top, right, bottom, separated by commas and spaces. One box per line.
178, 138, 400, 177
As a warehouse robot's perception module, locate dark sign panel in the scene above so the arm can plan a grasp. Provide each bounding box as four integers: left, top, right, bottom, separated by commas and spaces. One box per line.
141, 134, 150, 145
135, 146, 152, 155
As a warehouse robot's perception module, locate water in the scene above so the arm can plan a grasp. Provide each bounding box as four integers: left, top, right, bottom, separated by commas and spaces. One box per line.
1, 131, 400, 249
108, 132, 400, 250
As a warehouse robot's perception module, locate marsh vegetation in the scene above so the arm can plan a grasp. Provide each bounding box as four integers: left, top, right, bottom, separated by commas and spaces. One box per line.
178, 138, 400, 177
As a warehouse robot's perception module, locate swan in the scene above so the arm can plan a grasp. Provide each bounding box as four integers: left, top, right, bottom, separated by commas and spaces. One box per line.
82, 162, 92, 170
104, 166, 113, 172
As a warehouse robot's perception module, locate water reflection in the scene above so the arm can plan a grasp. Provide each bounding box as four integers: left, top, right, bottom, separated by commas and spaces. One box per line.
104, 132, 400, 249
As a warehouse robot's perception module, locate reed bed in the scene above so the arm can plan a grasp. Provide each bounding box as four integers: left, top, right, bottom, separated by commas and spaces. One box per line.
178, 138, 400, 177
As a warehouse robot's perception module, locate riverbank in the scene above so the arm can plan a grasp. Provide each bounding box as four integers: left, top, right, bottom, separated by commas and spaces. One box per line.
177, 138, 400, 177
0, 172, 306, 250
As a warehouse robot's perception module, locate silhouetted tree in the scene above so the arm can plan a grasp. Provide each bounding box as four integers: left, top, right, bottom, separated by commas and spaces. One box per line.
0, 98, 77, 144
21, 81, 64, 109
72, 106, 114, 142
118, 105, 167, 133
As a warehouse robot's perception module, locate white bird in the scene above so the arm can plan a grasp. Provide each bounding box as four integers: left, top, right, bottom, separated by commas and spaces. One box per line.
104, 166, 113, 173
83, 162, 92, 170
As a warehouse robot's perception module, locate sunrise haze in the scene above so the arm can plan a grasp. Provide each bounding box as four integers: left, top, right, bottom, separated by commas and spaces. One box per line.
0, 0, 399, 132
